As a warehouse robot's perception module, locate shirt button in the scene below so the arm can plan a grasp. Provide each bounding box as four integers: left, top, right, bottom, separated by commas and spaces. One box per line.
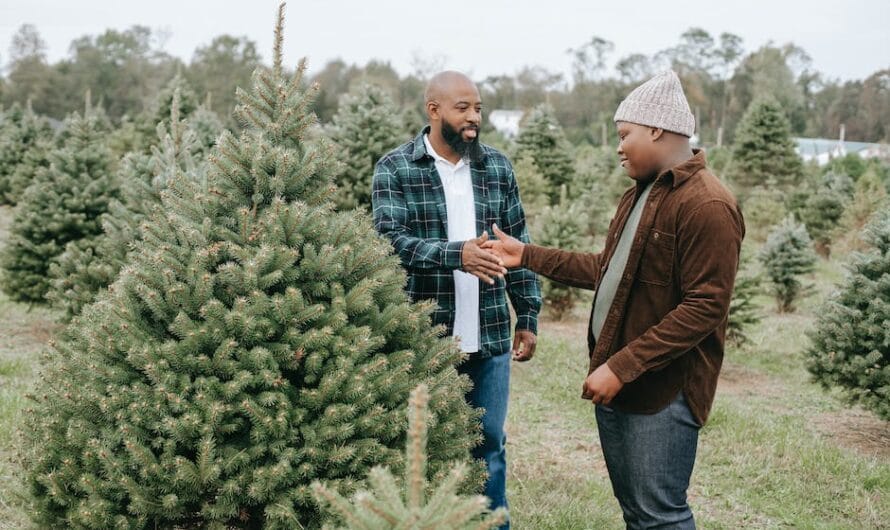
653, 232, 660, 240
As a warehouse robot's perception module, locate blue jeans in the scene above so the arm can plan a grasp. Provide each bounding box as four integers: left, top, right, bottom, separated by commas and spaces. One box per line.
458, 352, 511, 529
596, 392, 700, 530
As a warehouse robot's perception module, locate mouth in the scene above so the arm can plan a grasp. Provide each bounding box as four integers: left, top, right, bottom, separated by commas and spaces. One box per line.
462, 127, 479, 140
619, 158, 629, 167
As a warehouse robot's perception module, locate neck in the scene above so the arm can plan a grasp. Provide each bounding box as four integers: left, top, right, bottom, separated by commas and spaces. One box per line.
657, 146, 695, 174
427, 125, 462, 164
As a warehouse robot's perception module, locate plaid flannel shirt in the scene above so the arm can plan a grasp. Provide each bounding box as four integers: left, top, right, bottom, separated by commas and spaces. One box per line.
372, 127, 541, 359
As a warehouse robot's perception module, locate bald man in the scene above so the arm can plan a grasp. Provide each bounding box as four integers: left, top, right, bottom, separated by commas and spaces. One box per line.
372, 71, 541, 526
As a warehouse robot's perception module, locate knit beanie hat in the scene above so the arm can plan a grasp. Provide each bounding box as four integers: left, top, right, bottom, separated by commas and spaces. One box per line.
613, 70, 695, 137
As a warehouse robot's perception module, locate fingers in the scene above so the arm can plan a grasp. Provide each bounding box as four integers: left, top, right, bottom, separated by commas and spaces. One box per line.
524, 340, 537, 359
476, 248, 505, 268
492, 223, 508, 240
469, 270, 495, 284
512, 331, 536, 362
477, 230, 489, 243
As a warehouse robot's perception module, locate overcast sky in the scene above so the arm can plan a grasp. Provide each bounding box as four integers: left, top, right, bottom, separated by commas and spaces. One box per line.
1, 0, 888, 83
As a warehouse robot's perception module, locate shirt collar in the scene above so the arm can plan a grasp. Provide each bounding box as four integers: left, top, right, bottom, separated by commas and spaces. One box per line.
649, 148, 707, 189
670, 149, 707, 187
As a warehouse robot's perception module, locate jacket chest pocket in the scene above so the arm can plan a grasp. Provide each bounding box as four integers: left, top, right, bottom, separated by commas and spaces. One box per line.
637, 229, 675, 286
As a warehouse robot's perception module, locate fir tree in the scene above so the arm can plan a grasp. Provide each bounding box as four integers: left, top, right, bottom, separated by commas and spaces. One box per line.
759, 216, 817, 313
832, 167, 888, 254
188, 97, 226, 152
0, 102, 117, 304
328, 83, 408, 211
727, 97, 803, 192
0, 102, 54, 205
570, 144, 619, 241
807, 207, 890, 420
739, 183, 788, 243
109, 74, 203, 157
533, 186, 589, 319
727, 245, 762, 345
47, 89, 218, 321
797, 172, 853, 256
512, 152, 549, 220
312, 384, 507, 530
515, 104, 575, 203
22, 7, 479, 528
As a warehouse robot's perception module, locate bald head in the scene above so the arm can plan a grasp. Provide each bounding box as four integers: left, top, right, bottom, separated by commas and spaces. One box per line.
425, 71, 478, 104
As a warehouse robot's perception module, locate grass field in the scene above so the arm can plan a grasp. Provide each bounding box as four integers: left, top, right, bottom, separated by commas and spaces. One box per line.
0, 203, 887, 529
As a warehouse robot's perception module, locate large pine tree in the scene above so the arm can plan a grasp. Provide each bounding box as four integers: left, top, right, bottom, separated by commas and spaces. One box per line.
327, 83, 408, 211
727, 97, 804, 192
515, 103, 575, 203
0, 102, 117, 304
22, 7, 479, 528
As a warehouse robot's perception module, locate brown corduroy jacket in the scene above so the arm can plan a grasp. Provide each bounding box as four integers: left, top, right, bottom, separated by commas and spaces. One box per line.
521, 150, 744, 425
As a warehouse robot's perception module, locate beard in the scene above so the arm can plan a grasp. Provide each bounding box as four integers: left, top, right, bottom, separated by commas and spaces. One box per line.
441, 121, 484, 165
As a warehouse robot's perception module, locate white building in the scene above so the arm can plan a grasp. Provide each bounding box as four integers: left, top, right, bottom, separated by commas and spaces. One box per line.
795, 137, 890, 166
488, 109, 525, 138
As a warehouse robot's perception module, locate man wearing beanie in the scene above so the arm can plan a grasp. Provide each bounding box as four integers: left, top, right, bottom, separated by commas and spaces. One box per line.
484, 70, 745, 529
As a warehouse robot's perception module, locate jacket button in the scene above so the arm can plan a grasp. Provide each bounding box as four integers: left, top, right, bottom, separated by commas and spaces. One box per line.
653, 232, 660, 239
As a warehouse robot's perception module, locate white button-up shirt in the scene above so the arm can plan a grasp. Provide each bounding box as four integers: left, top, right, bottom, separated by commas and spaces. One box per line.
423, 134, 480, 353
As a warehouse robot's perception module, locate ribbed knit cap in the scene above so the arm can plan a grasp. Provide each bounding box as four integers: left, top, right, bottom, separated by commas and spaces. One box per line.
613, 70, 695, 137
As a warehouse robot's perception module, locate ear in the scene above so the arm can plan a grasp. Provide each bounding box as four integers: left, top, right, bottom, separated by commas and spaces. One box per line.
649, 127, 665, 142
426, 101, 440, 122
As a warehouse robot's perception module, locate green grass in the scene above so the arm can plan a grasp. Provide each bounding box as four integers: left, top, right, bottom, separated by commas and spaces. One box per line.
0, 203, 887, 529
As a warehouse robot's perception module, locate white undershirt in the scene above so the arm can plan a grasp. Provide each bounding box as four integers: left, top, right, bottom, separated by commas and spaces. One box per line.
423, 134, 480, 353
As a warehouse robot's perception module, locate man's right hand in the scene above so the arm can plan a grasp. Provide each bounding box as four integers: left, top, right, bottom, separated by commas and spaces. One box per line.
480, 224, 525, 269
462, 231, 507, 284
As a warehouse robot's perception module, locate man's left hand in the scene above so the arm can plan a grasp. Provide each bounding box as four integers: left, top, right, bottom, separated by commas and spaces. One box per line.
512, 330, 537, 362
581, 363, 623, 405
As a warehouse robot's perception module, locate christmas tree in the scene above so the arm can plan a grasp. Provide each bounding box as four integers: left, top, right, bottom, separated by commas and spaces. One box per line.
47, 89, 219, 321
0, 102, 54, 205
328, 83, 408, 211
807, 207, 890, 420
515, 103, 575, 203
512, 152, 549, 220
727, 245, 762, 345
0, 99, 117, 304
533, 186, 590, 319
570, 143, 620, 241
797, 172, 853, 256
108, 74, 204, 157
832, 167, 888, 254
22, 6, 479, 528
739, 182, 788, 243
759, 216, 817, 312
727, 97, 803, 192
312, 384, 507, 530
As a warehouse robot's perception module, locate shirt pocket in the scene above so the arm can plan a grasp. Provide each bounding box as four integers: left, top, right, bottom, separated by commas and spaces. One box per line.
637, 229, 675, 287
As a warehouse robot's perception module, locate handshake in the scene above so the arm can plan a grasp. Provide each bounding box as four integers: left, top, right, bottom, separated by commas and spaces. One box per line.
460, 224, 524, 284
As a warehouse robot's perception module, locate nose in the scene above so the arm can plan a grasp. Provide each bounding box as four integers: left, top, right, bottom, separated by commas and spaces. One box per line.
468, 108, 481, 125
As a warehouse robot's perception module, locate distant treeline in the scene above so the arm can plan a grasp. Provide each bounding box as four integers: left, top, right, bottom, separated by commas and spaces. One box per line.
1, 24, 887, 144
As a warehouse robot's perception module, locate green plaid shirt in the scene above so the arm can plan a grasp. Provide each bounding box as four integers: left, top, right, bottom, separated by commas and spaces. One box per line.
372, 127, 541, 359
